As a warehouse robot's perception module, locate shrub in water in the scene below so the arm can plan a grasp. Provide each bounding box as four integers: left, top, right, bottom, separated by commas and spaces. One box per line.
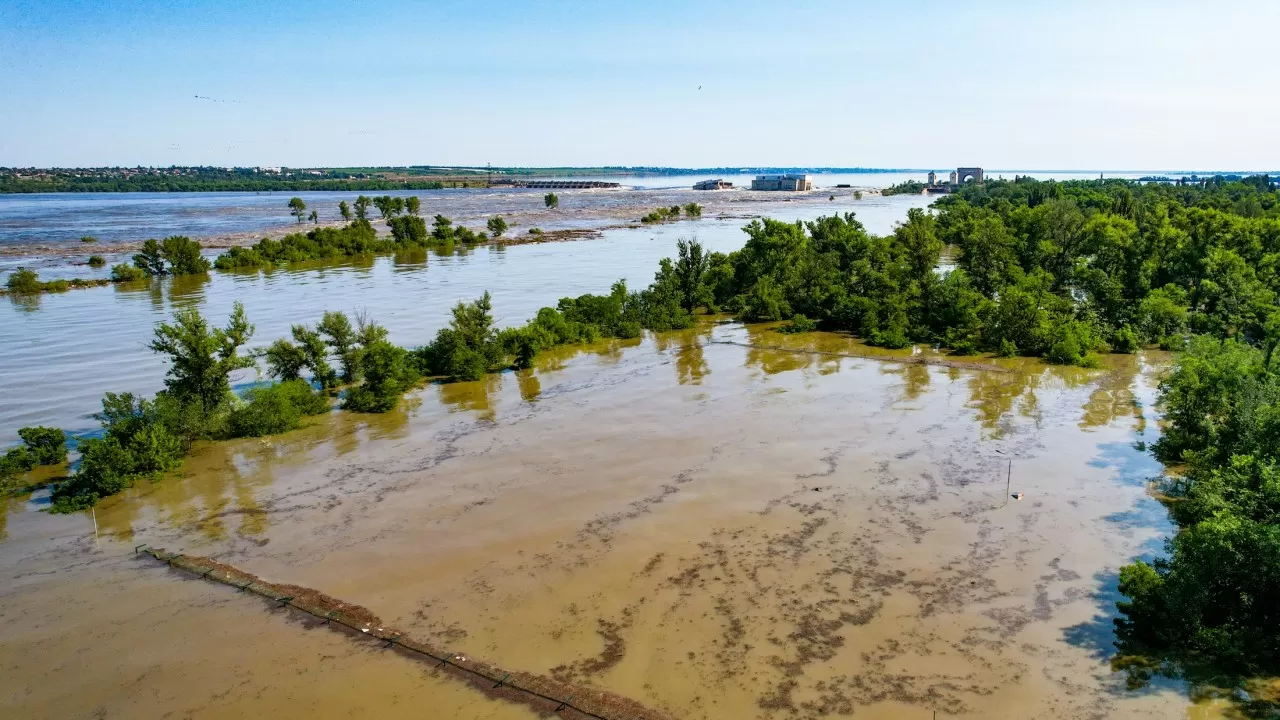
17, 426, 67, 465
227, 379, 329, 437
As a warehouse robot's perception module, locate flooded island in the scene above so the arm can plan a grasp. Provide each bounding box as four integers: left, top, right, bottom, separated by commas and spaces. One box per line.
3, 169, 1280, 720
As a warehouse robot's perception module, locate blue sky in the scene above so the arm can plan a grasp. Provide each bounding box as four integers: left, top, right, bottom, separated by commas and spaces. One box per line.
2, 0, 1277, 170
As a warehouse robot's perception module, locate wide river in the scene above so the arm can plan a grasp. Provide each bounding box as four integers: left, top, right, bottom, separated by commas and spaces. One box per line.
0, 184, 1236, 719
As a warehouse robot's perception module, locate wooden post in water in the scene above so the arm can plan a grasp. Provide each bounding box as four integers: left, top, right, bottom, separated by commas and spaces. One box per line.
1006, 458, 1012, 499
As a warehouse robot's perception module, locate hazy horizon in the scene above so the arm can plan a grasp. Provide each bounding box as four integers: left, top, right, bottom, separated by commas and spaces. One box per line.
3, 0, 1279, 169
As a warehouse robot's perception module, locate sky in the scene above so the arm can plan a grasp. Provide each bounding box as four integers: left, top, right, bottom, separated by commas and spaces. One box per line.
2, 0, 1278, 171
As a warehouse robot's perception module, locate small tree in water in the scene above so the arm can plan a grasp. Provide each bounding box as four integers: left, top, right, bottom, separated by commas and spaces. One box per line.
148, 302, 256, 416
338, 200, 352, 222
544, 193, 559, 210
487, 216, 507, 238
288, 197, 307, 223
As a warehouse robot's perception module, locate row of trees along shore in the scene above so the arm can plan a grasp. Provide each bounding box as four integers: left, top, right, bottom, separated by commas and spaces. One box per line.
4, 174, 1280, 690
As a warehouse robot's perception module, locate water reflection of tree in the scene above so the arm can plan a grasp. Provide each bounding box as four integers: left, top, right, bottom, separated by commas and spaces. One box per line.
516, 369, 541, 401
1079, 354, 1140, 430
886, 362, 931, 404
673, 327, 711, 385
967, 366, 1044, 438
7, 293, 41, 312
436, 374, 501, 421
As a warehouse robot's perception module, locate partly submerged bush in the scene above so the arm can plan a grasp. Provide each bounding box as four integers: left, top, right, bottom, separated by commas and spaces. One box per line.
6, 268, 41, 294
778, 314, 817, 334
110, 263, 146, 282
51, 393, 188, 512
343, 341, 418, 412
17, 426, 67, 466
227, 379, 330, 437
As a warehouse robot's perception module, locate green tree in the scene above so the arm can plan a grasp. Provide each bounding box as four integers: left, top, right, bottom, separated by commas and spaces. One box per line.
895, 208, 942, 283
133, 239, 166, 275
957, 214, 1019, 297
87, 255, 105, 267
288, 197, 307, 223
5, 268, 41, 294
343, 341, 416, 412
148, 302, 256, 416
673, 238, 710, 312
318, 310, 359, 382
17, 426, 67, 466
308, 209, 319, 225
354, 195, 371, 220
262, 338, 307, 381
544, 192, 559, 209
339, 200, 352, 222
406, 196, 421, 215
292, 324, 337, 388
110, 263, 146, 282
487, 216, 508, 238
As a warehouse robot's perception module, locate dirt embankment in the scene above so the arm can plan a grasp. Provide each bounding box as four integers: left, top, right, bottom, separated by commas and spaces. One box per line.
140, 547, 679, 720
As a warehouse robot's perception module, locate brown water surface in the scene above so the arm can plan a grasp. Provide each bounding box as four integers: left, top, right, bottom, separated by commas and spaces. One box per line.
1, 320, 1214, 719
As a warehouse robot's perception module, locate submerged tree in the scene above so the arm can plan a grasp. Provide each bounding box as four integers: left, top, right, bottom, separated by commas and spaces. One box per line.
338, 200, 353, 222
288, 197, 307, 223
148, 302, 256, 416
487, 216, 507, 238
544, 192, 559, 210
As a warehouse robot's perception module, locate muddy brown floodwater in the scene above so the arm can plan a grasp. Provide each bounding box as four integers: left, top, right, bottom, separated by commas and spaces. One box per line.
0, 321, 1226, 719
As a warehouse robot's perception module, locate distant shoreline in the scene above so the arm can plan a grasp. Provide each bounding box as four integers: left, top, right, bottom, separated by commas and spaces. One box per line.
0, 167, 922, 194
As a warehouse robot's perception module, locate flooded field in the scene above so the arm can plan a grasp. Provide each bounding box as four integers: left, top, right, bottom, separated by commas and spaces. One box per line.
0, 195, 933, 445
0, 319, 1209, 719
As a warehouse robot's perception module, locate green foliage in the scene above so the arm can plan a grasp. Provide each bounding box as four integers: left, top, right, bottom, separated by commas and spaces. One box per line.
292, 324, 337, 388
641, 206, 682, 223
148, 302, 255, 417
87, 255, 105, 267
6, 267, 40, 294
227, 379, 329, 437
1112, 325, 1141, 354
354, 195, 371, 220
132, 236, 211, 276
288, 196, 306, 223
882, 180, 927, 196
1116, 337, 1280, 681
338, 200, 352, 221
343, 341, 417, 412
80, 235, 97, 243
3, 267, 108, 294
778, 314, 816, 334
406, 196, 421, 216
318, 310, 360, 382
51, 392, 187, 512
487, 216, 507, 237
110, 263, 146, 282
388, 214, 428, 245
683, 202, 703, 217
17, 426, 67, 465
1045, 319, 1104, 366
214, 221, 381, 269
1, 426, 67, 489
262, 338, 307, 381
544, 192, 559, 210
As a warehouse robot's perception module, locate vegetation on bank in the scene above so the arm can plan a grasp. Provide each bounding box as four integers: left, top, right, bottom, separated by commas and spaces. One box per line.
1113, 336, 1280, 690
